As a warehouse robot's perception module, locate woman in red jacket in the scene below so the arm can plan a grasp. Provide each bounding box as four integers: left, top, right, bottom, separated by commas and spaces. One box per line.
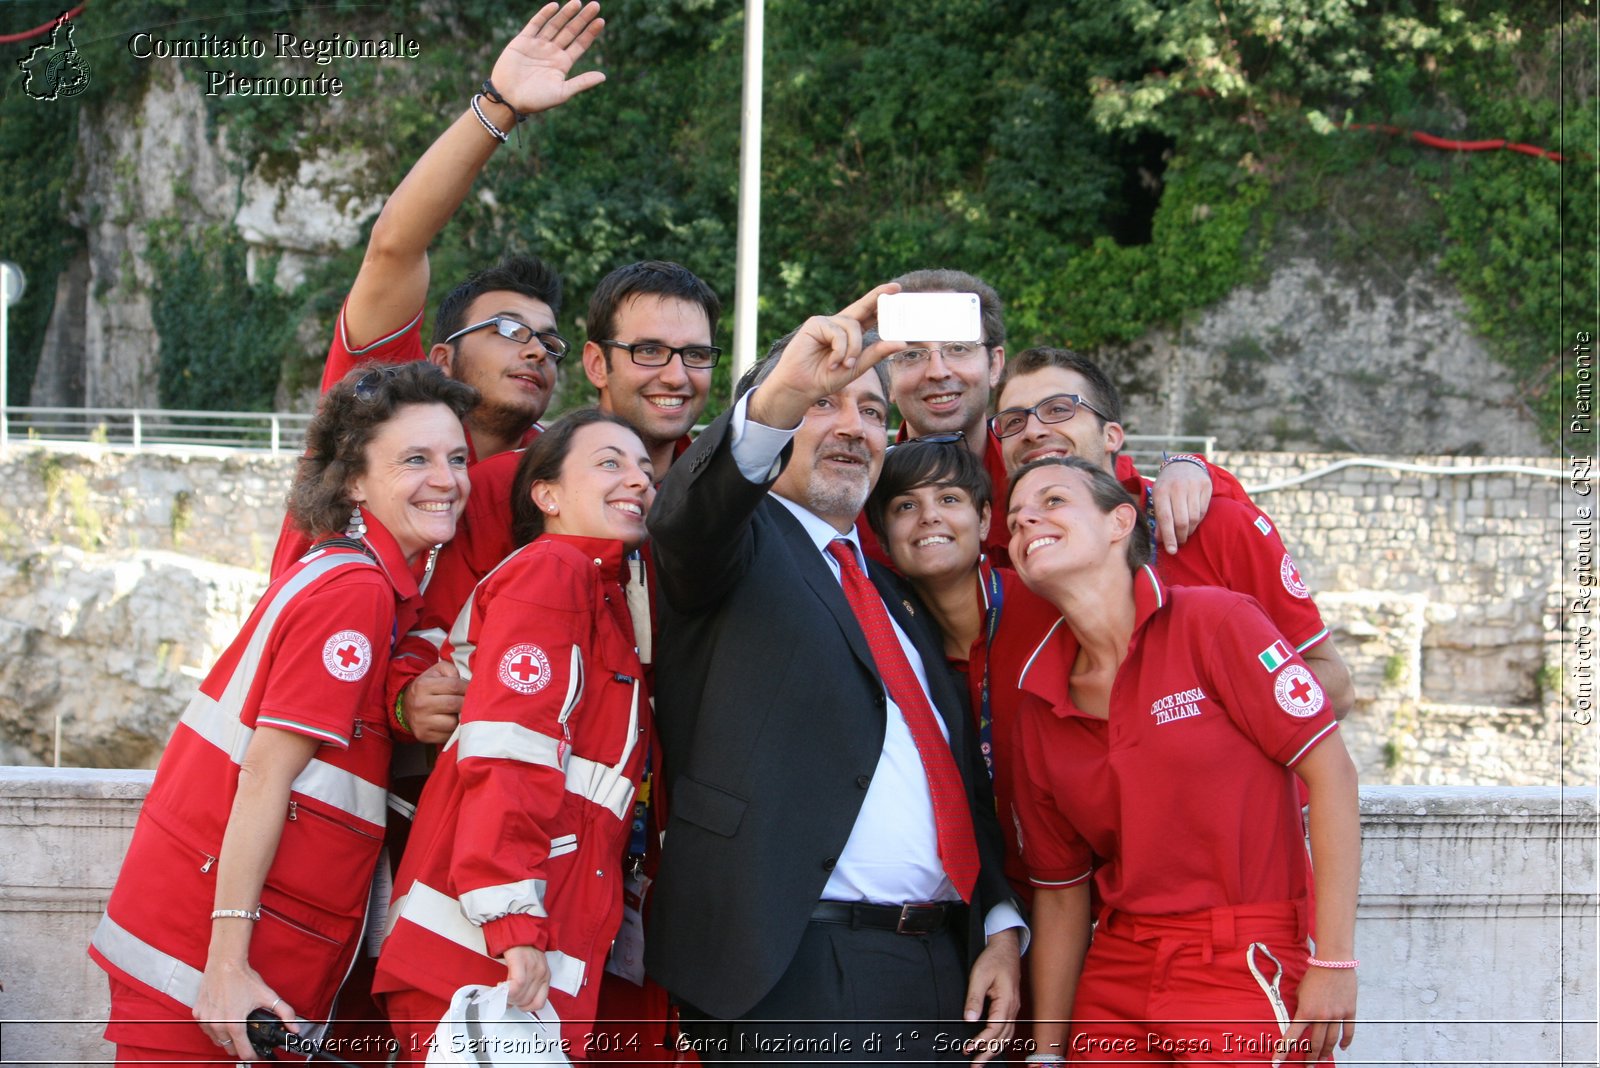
90, 362, 476, 1064
376, 409, 656, 1062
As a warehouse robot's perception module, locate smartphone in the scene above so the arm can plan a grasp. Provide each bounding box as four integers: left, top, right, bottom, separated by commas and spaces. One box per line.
877, 292, 982, 343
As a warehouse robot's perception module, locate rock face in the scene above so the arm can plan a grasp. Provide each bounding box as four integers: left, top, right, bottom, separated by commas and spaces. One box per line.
1103, 251, 1549, 456
0, 547, 263, 768
34, 65, 377, 409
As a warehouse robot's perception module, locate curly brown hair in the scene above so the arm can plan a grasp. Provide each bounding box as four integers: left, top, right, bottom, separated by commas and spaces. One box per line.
288, 362, 479, 538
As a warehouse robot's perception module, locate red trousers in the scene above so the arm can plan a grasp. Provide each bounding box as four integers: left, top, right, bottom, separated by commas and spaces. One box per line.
1069, 900, 1328, 1066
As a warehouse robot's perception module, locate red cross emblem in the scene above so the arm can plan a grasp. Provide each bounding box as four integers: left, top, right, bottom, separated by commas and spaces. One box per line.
498, 643, 552, 695
322, 629, 373, 682
507, 654, 541, 684
1273, 664, 1324, 718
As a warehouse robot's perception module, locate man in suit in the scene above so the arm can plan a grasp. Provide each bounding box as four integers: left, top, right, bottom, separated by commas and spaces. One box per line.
645, 284, 1024, 1064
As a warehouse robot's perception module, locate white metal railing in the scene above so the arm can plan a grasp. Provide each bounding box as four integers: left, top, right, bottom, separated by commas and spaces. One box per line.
2, 406, 312, 453
0, 406, 1213, 465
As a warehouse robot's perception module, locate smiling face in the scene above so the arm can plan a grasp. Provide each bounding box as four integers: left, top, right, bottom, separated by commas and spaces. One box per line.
583, 294, 714, 461
995, 366, 1124, 476
882, 482, 990, 585
771, 371, 890, 532
439, 291, 561, 440
889, 339, 1005, 442
347, 402, 471, 563
1007, 463, 1137, 594
532, 421, 657, 550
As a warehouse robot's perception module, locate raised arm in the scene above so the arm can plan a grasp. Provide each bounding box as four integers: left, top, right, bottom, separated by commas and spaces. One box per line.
341, 2, 607, 351
647, 283, 903, 613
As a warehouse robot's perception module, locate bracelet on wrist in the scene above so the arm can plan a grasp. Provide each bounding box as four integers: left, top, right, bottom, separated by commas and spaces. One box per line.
1161, 451, 1208, 472
211, 907, 261, 922
470, 94, 509, 144
393, 692, 411, 736
480, 78, 529, 124
1307, 956, 1359, 970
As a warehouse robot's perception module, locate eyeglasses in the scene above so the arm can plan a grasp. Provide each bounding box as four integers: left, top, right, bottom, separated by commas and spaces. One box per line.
596, 339, 722, 369
353, 366, 400, 402
990, 394, 1110, 439
886, 431, 966, 454
444, 317, 570, 361
888, 342, 987, 368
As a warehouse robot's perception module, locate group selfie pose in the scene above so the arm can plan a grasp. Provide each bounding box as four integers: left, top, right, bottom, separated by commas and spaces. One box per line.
89, 4, 1360, 1066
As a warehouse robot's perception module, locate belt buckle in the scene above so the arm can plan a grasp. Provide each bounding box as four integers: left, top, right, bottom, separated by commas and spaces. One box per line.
896, 902, 940, 935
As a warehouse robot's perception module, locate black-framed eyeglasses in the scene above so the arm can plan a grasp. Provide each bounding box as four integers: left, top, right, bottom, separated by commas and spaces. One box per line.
990, 394, 1110, 439
354, 366, 400, 402
596, 339, 722, 369
444, 317, 570, 361
886, 431, 966, 454
888, 342, 988, 367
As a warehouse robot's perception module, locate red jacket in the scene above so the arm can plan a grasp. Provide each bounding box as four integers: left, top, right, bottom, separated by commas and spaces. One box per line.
90, 514, 419, 1048
375, 534, 650, 1050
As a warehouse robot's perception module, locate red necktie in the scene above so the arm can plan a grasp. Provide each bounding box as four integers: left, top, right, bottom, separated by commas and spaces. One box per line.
825, 539, 979, 901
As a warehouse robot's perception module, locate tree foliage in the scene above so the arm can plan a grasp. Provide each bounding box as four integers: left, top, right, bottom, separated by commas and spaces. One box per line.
0, 0, 1586, 439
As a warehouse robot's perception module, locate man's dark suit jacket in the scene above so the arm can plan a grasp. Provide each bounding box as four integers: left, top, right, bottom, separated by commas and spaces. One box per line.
643, 405, 1016, 1021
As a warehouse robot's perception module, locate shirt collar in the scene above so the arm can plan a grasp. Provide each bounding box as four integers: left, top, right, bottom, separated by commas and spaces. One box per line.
539, 532, 632, 582
353, 506, 421, 603
773, 493, 866, 567
1017, 564, 1167, 715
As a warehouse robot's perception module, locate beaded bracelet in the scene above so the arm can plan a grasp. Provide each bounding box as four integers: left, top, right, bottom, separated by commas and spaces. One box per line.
393, 692, 411, 737
1307, 956, 1359, 969
470, 93, 509, 143
211, 908, 261, 921
1161, 451, 1208, 472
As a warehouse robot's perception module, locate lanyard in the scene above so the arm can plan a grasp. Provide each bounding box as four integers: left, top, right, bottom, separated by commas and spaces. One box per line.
976, 559, 1004, 782
627, 747, 651, 872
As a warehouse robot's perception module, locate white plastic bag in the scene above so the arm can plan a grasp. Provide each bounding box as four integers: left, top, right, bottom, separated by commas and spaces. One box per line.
425, 983, 573, 1067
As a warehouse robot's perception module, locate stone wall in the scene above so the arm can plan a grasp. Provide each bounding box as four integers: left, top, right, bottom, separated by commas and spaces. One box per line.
3, 770, 1592, 1067
1215, 451, 1588, 787
0, 442, 1590, 787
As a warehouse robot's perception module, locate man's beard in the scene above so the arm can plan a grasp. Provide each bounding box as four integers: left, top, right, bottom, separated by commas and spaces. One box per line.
471, 394, 545, 442
800, 464, 872, 523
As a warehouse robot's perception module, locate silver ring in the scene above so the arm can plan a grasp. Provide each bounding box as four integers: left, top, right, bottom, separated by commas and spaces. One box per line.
220, 1038, 234, 1046
270, 996, 283, 1012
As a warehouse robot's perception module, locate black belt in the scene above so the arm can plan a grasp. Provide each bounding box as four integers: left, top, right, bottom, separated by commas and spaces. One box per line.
810, 900, 963, 935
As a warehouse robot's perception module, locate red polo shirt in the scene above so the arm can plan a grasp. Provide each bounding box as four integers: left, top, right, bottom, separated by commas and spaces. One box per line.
1120, 459, 1327, 653
1012, 568, 1338, 917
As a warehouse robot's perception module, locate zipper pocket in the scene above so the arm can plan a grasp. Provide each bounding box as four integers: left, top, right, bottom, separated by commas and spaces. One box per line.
259, 903, 341, 946
286, 799, 380, 842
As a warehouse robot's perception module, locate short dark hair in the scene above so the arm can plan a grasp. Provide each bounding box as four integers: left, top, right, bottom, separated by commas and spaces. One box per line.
586, 261, 721, 367
891, 268, 1006, 349
1006, 456, 1150, 572
738, 328, 889, 400
997, 346, 1123, 426
865, 437, 992, 542
510, 408, 642, 547
290, 361, 478, 537
432, 255, 564, 344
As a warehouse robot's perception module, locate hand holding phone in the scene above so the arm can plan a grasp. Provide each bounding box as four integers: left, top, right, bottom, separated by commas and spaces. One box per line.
876, 292, 982, 343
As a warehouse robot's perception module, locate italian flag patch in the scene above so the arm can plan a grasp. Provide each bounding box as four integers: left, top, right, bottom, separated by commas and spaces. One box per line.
1254, 516, 1273, 536
1258, 640, 1292, 671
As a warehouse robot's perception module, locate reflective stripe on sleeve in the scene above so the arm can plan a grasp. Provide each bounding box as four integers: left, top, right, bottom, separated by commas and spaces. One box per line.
457, 721, 564, 769
460, 879, 550, 925
391, 881, 586, 996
